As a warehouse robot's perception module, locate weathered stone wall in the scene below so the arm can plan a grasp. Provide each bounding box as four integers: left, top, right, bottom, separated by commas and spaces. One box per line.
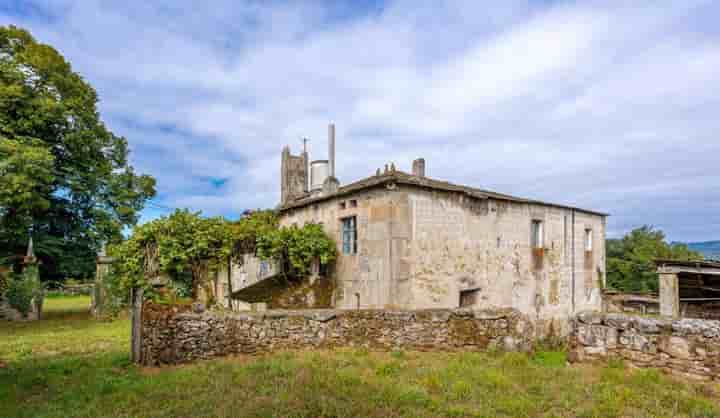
280, 187, 403, 309
570, 312, 720, 381
139, 303, 535, 366
215, 254, 278, 310
280, 181, 606, 334
405, 186, 605, 335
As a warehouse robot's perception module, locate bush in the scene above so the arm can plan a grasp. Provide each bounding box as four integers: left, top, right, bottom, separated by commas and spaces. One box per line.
4, 269, 44, 317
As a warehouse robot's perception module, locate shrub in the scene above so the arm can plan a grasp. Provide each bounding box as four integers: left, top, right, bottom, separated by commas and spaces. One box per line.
4, 268, 44, 317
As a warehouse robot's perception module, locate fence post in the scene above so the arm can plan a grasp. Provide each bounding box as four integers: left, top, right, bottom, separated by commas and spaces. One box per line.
130, 287, 144, 364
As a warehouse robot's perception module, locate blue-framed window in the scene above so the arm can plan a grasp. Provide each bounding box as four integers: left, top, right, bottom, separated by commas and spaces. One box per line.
341, 216, 357, 255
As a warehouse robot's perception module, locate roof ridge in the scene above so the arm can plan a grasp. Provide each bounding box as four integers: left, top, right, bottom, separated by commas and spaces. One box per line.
280, 171, 608, 216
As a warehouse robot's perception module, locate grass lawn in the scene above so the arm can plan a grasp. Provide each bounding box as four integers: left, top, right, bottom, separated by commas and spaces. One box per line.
1, 296, 719, 418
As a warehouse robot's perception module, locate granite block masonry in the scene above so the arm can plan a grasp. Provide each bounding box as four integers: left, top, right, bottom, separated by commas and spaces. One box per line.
570, 312, 720, 381
139, 303, 535, 366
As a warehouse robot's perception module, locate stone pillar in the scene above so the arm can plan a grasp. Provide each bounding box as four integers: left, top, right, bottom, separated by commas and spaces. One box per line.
130, 287, 144, 363
92, 254, 115, 319
659, 272, 679, 318
412, 158, 425, 177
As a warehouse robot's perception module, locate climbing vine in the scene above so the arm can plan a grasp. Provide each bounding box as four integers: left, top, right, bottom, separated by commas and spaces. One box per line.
110, 209, 232, 303
110, 210, 336, 303
256, 223, 336, 278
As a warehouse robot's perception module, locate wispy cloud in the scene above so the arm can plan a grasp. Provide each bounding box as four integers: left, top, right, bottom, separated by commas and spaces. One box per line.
2, 0, 719, 241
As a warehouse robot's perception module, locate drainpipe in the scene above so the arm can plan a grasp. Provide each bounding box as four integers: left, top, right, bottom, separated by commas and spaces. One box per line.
571, 209, 576, 313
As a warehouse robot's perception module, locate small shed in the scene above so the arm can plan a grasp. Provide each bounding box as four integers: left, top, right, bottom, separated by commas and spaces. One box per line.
656, 259, 720, 319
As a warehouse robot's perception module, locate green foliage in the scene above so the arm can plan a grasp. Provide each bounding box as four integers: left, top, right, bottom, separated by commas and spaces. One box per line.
111, 209, 334, 302
0, 138, 54, 218
4, 265, 44, 316
0, 25, 156, 281
256, 223, 337, 278
110, 209, 233, 301
229, 210, 278, 255
2, 315, 720, 418
606, 225, 704, 293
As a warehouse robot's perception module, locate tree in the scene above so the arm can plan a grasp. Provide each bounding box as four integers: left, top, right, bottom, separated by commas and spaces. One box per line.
606, 225, 703, 293
0, 26, 156, 281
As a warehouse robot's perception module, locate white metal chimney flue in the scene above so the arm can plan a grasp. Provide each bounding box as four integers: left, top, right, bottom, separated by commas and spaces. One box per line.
328, 123, 335, 178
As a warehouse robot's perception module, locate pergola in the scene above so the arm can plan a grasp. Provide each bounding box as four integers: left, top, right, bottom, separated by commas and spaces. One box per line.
656, 259, 720, 319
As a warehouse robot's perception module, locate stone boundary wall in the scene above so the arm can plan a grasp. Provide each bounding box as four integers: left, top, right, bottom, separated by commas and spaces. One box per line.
570, 312, 720, 381
139, 303, 535, 366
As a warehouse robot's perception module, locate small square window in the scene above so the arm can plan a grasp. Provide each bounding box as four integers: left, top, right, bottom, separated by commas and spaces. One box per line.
349, 199, 358, 208
460, 289, 480, 307
339, 201, 346, 210
585, 229, 593, 252
531, 220, 544, 249
341, 216, 357, 255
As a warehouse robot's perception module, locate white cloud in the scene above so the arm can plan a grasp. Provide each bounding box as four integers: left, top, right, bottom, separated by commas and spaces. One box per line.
2, 0, 719, 241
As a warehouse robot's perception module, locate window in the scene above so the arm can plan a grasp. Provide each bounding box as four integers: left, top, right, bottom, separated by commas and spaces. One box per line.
585, 229, 593, 252
531, 220, 544, 249
339, 201, 346, 210
341, 216, 357, 254
459, 289, 480, 307
349, 199, 358, 208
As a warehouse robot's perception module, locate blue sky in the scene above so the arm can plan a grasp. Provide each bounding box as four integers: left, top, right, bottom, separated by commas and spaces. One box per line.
2, 1, 720, 242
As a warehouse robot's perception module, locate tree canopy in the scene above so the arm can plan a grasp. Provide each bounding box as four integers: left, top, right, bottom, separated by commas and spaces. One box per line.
0, 25, 155, 281
606, 225, 703, 293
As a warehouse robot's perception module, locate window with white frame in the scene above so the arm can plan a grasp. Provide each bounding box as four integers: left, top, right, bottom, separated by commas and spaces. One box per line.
531, 220, 544, 249
341, 216, 357, 255
585, 228, 593, 252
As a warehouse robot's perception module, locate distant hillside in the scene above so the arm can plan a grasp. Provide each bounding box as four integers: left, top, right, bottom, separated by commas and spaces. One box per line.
686, 241, 720, 260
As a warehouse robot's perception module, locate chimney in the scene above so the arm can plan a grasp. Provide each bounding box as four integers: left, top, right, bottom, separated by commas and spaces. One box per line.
412, 158, 426, 177
328, 123, 335, 178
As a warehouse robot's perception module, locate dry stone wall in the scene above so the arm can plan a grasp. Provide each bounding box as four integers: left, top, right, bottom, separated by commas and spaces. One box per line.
0, 297, 40, 321
570, 312, 720, 381
139, 303, 535, 366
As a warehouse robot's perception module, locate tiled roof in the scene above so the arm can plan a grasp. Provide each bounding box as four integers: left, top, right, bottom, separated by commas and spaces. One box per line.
279, 170, 608, 216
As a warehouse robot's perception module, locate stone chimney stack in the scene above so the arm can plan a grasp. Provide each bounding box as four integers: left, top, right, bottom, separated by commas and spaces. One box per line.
281, 145, 308, 205
328, 123, 336, 178
412, 158, 426, 177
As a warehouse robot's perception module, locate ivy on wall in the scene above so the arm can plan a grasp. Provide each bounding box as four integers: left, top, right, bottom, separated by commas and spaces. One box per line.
257, 223, 337, 278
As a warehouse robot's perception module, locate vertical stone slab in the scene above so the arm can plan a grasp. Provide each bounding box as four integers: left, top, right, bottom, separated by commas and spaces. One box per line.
92, 255, 115, 319
659, 273, 679, 318
130, 287, 144, 363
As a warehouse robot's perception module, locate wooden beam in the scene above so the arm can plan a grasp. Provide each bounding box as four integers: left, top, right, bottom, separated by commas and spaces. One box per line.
658, 266, 720, 276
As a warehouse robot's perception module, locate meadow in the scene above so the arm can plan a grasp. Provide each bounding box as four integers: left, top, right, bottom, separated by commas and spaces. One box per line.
1, 295, 718, 418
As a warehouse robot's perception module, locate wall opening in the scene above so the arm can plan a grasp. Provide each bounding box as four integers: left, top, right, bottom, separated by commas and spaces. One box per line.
459, 288, 480, 307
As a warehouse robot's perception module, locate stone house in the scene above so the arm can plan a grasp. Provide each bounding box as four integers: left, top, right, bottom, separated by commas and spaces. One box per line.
266, 124, 607, 331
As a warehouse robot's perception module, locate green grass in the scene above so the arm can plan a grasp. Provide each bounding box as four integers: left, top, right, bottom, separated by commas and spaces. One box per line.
1, 296, 719, 418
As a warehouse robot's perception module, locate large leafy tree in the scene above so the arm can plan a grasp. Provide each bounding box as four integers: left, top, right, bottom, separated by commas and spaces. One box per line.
606, 226, 703, 293
0, 26, 155, 280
